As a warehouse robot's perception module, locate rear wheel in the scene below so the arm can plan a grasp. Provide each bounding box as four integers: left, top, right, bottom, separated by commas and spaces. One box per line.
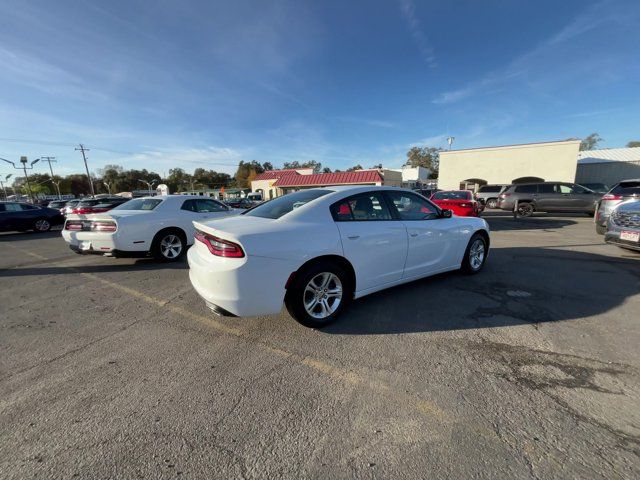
486, 198, 498, 209
151, 229, 186, 262
516, 202, 534, 217
285, 261, 353, 328
33, 218, 51, 232
461, 233, 488, 274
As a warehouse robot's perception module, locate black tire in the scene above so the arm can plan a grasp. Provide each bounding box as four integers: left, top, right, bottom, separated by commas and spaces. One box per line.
33, 218, 52, 232
151, 228, 186, 262
516, 202, 534, 217
486, 198, 498, 209
595, 223, 607, 235
285, 260, 353, 328
461, 233, 488, 274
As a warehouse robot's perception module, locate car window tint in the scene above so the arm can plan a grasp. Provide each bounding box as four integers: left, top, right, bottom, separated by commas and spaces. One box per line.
181, 199, 198, 212
4, 203, 22, 211
432, 191, 470, 200
479, 186, 500, 192
515, 184, 537, 193
330, 200, 354, 221
244, 189, 332, 219
385, 191, 439, 220
538, 183, 555, 193
112, 198, 162, 211
571, 184, 589, 194
611, 182, 640, 195
196, 199, 227, 212
0, 204, 6, 212
558, 184, 572, 194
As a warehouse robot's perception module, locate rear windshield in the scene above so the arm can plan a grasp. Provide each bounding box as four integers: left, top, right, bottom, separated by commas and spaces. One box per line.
432, 191, 470, 200
478, 185, 502, 193
610, 182, 640, 196
112, 198, 162, 211
48, 201, 67, 208
243, 189, 332, 219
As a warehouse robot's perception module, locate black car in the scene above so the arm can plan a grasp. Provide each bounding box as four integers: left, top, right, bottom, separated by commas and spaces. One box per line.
225, 198, 256, 209
0, 202, 65, 232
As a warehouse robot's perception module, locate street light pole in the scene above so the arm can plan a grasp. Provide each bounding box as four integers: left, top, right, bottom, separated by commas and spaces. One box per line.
138, 179, 157, 196
1, 157, 39, 202
103, 181, 112, 195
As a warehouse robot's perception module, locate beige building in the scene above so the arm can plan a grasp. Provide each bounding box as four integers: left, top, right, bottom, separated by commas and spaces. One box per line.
438, 140, 581, 191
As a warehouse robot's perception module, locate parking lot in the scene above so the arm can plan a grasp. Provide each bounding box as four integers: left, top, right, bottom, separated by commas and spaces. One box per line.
1, 212, 639, 479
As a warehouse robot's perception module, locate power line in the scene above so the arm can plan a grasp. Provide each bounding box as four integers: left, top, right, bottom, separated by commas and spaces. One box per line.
75, 144, 95, 197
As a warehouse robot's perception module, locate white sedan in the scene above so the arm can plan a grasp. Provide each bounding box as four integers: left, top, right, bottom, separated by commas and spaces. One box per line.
188, 186, 490, 327
62, 195, 238, 261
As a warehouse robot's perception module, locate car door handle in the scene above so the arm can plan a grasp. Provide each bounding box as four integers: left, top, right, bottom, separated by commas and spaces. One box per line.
347, 235, 360, 240
409, 232, 418, 237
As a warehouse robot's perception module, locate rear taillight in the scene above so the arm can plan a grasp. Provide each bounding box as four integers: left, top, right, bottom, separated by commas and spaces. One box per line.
195, 230, 244, 258
65, 221, 83, 231
602, 194, 622, 201
499, 193, 511, 198
91, 221, 117, 232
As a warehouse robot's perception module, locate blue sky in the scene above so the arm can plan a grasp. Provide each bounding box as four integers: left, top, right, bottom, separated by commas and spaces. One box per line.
0, 0, 638, 176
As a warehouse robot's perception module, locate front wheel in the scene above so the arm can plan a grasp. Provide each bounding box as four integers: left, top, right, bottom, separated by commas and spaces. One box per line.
285, 262, 353, 328
461, 233, 488, 274
33, 218, 51, 232
151, 229, 186, 262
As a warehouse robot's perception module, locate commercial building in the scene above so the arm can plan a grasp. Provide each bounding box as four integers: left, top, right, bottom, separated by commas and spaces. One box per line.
576, 147, 640, 187
389, 165, 432, 189
251, 168, 402, 198
438, 140, 581, 191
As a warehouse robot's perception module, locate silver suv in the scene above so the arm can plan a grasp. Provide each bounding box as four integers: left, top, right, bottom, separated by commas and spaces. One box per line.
498, 182, 601, 217
594, 179, 640, 235
604, 199, 640, 252
474, 184, 510, 209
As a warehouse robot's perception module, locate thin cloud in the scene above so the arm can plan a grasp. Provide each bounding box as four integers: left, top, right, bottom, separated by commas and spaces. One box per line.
398, 0, 437, 68
431, 0, 626, 104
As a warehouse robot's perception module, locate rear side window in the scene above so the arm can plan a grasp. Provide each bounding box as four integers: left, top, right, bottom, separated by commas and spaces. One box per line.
479, 185, 501, 193
330, 192, 392, 221
611, 182, 640, 196
515, 184, 537, 193
538, 184, 555, 193
244, 189, 331, 219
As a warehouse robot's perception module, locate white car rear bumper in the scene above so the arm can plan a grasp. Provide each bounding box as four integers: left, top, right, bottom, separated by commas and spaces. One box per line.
187, 245, 297, 317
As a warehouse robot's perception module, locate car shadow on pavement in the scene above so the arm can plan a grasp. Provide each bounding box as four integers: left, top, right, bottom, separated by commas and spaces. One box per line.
482, 212, 578, 231
323, 247, 640, 335
0, 258, 188, 277
0, 230, 63, 241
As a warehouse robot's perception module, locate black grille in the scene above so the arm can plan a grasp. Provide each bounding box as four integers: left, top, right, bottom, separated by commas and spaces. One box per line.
612, 211, 640, 228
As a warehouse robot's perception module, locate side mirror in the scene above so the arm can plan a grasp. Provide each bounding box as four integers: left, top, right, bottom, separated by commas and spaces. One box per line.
441, 209, 452, 218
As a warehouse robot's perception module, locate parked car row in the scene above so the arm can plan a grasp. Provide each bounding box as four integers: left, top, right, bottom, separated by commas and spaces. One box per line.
0, 202, 64, 232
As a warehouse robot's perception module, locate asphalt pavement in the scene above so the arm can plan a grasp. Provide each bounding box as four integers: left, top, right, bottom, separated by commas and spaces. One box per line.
1, 212, 639, 479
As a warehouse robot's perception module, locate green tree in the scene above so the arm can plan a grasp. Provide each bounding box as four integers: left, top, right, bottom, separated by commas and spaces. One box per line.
580, 133, 603, 151
345, 164, 363, 172
283, 160, 322, 173
626, 140, 640, 148
322, 167, 332, 173
405, 146, 441, 178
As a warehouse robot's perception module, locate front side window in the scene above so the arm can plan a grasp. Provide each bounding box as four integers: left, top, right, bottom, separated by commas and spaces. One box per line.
244, 189, 331, 219
330, 192, 392, 221
557, 184, 572, 194
181, 200, 198, 212
538, 183, 555, 193
385, 191, 439, 220
113, 198, 162, 211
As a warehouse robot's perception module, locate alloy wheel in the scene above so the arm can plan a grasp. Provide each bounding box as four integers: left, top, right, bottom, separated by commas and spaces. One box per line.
160, 234, 183, 259
469, 238, 485, 271
303, 272, 343, 319
517, 204, 533, 217
487, 199, 497, 209
35, 219, 51, 231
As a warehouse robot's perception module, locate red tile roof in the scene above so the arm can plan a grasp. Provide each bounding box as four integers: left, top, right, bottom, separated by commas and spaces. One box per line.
253, 169, 301, 181
273, 170, 382, 187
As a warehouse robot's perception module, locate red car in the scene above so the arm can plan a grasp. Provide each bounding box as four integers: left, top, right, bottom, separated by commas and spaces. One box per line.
430, 190, 482, 217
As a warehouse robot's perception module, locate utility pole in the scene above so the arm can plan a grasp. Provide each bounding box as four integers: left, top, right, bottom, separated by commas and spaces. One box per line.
0, 174, 12, 200
41, 156, 61, 199
75, 144, 95, 197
